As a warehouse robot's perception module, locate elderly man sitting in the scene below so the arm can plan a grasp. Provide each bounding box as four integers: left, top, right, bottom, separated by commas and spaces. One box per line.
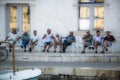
5, 28, 21, 52
62, 31, 76, 53
53, 33, 62, 53
21, 31, 30, 52
81, 31, 93, 53
93, 30, 103, 53
29, 30, 39, 52
42, 29, 54, 52
101, 31, 116, 53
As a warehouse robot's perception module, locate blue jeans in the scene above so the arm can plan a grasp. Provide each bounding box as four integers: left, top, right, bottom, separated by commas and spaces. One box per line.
22, 39, 29, 49
62, 40, 72, 52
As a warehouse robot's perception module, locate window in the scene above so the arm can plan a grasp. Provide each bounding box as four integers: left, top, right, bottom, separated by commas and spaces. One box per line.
9, 6, 17, 31
95, 0, 104, 2
22, 6, 30, 32
8, 4, 30, 33
79, 0, 104, 30
79, 7, 90, 30
94, 6, 104, 30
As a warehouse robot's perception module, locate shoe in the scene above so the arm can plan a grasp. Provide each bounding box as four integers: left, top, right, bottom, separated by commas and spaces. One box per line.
29, 48, 32, 52
20, 46, 23, 49
62, 50, 65, 53
88, 47, 94, 50
88, 47, 91, 49
81, 51, 85, 53
106, 48, 108, 51
9, 49, 11, 52
101, 51, 104, 53
63, 51, 65, 53
84, 45, 88, 48
59, 51, 62, 53
46, 50, 49, 52
95, 51, 97, 53
53, 51, 56, 53
24, 49, 26, 52
62, 48, 65, 53
42, 50, 45, 52
91, 47, 94, 50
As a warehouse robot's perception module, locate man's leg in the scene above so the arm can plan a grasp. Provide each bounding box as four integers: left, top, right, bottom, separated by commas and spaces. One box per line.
59, 43, 62, 52
29, 43, 33, 52
47, 42, 53, 52
53, 41, 57, 52
81, 41, 87, 53
94, 41, 98, 53
42, 43, 47, 52
101, 41, 107, 53
9, 44, 12, 52
29, 42, 37, 52
62, 40, 67, 53
59, 39, 62, 52
22, 40, 28, 52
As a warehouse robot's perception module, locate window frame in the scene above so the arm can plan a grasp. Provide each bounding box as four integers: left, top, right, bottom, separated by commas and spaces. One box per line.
6, 4, 30, 34
78, 2, 104, 31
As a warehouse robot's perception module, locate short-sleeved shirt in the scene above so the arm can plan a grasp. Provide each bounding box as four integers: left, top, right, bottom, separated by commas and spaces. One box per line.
104, 35, 115, 42
83, 34, 93, 43
65, 35, 76, 43
7, 32, 20, 41
93, 35, 102, 43
22, 34, 30, 41
31, 35, 39, 42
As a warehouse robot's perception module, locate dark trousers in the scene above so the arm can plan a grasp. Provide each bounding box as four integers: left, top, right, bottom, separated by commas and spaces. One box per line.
62, 40, 72, 52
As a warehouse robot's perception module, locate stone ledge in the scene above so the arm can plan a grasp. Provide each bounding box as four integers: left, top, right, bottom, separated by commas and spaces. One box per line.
7, 52, 120, 62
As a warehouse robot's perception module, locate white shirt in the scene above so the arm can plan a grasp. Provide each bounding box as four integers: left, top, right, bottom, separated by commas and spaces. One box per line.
7, 32, 19, 41
93, 35, 102, 43
31, 35, 39, 42
44, 34, 53, 42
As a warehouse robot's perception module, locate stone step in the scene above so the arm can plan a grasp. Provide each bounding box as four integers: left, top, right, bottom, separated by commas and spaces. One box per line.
7, 51, 120, 62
